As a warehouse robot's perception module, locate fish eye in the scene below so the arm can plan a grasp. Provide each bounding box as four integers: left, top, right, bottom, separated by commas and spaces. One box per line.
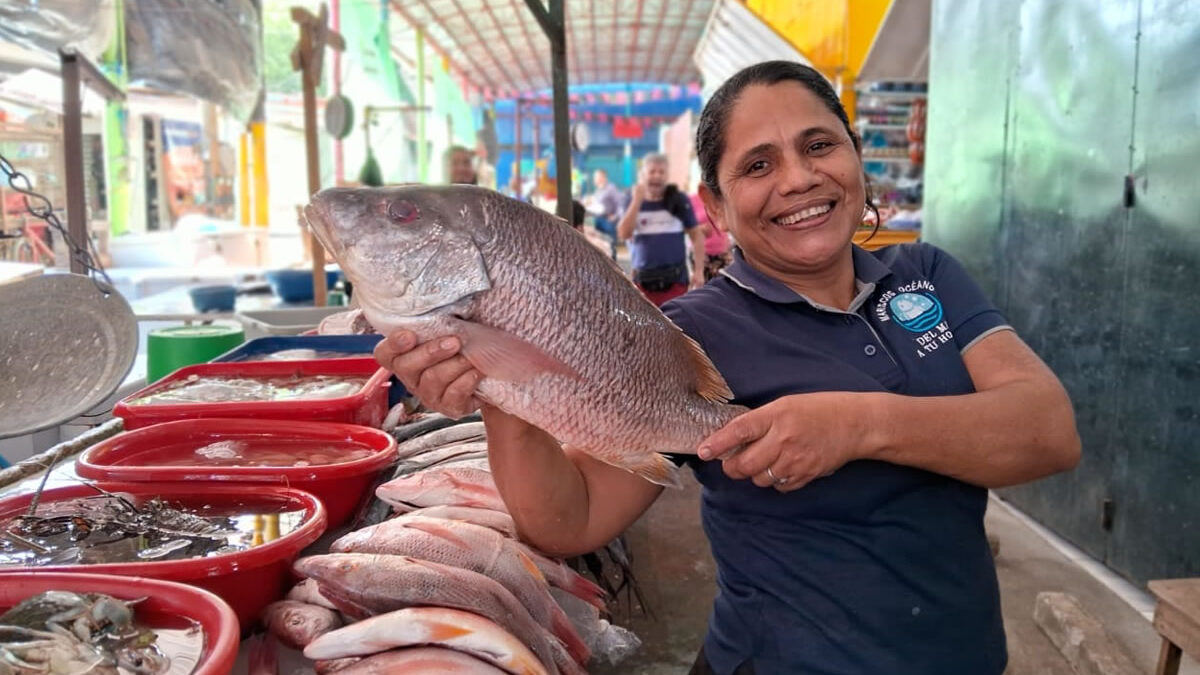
387, 199, 420, 223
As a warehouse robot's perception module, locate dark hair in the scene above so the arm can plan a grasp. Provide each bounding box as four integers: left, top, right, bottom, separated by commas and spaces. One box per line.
695, 61, 881, 237
571, 199, 586, 228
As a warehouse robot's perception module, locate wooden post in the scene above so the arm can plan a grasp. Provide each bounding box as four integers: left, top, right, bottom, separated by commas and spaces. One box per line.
291, 4, 344, 307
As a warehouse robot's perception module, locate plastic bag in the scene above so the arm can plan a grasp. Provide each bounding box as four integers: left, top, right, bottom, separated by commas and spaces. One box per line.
125, 0, 262, 122
550, 587, 643, 666
0, 1, 115, 62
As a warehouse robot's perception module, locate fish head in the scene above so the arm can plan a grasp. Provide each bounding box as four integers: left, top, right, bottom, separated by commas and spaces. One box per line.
304, 186, 496, 329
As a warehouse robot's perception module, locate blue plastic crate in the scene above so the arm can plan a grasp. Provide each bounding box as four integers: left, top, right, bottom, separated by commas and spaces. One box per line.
211, 334, 407, 407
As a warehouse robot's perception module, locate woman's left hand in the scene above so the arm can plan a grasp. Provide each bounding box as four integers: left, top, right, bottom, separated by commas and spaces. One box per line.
697, 392, 872, 492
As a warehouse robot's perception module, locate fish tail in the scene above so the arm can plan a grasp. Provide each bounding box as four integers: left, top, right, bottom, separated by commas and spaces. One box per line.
548, 558, 608, 610
551, 606, 592, 665
248, 633, 279, 675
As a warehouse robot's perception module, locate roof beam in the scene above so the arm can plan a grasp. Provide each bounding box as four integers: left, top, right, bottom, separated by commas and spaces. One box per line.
626, 0, 646, 82
506, 0, 551, 89
483, 0, 540, 91
564, 1, 583, 87
657, 0, 696, 82
643, 0, 671, 83
589, 0, 600, 86
447, 0, 521, 92
611, 0, 620, 88
390, 0, 499, 91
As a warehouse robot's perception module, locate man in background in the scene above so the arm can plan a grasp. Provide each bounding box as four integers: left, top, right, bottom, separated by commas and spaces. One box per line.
444, 145, 477, 185
618, 153, 706, 306
585, 168, 623, 259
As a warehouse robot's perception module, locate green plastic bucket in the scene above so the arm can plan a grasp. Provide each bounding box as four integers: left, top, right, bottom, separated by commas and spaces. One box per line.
146, 324, 245, 383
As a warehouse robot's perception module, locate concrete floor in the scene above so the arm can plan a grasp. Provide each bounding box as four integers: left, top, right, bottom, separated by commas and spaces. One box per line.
592, 471, 1199, 675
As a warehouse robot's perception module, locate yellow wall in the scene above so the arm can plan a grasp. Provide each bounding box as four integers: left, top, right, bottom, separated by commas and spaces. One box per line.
746, 0, 893, 120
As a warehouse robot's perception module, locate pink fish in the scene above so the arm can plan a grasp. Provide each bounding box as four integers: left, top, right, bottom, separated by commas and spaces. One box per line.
304, 606, 550, 675
376, 466, 506, 512
331, 516, 589, 664
333, 647, 509, 674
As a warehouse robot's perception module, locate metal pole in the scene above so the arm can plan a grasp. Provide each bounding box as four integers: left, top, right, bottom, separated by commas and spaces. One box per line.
523, 0, 571, 221
417, 30, 428, 183
514, 99, 522, 191
549, 0, 571, 220
60, 51, 87, 274
331, 0, 343, 185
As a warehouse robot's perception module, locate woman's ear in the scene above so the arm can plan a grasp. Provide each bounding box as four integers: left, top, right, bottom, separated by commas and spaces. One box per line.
699, 183, 727, 233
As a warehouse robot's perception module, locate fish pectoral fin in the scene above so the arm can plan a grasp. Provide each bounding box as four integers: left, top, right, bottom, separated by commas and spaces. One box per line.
454, 321, 579, 383
616, 453, 684, 489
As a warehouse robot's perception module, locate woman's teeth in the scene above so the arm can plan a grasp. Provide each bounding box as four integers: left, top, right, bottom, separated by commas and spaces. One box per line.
776, 203, 832, 225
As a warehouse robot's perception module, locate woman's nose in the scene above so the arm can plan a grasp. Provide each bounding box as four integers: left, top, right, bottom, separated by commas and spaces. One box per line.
776, 154, 822, 195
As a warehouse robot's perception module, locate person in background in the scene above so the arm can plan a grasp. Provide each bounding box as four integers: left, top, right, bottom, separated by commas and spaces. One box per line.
444, 145, 477, 185
586, 168, 624, 258
690, 189, 733, 281
475, 132, 497, 190
618, 153, 706, 305
571, 199, 587, 233
374, 60, 1081, 675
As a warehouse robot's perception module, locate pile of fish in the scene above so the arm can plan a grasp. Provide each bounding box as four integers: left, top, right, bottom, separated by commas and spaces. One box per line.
127, 374, 366, 406
0, 590, 174, 674
259, 413, 642, 674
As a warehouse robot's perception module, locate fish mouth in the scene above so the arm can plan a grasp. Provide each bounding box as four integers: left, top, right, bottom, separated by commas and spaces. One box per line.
302, 204, 343, 258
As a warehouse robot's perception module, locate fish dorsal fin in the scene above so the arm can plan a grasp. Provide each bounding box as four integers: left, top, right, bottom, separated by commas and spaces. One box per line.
679, 331, 733, 402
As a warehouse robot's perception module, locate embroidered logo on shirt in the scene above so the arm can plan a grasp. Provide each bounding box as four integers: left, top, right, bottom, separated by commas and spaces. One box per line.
876, 282, 955, 359
889, 292, 943, 332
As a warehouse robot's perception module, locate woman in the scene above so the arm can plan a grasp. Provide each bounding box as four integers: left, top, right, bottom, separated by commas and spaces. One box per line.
375, 61, 1080, 674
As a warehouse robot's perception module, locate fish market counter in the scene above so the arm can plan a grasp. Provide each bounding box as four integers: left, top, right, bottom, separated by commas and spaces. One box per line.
0, 411, 672, 675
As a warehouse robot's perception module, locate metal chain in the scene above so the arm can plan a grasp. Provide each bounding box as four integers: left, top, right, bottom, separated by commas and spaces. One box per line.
0, 150, 114, 293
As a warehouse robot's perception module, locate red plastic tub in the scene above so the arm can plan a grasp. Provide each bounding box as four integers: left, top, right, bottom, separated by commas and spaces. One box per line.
0, 482, 326, 630
0, 571, 239, 674
113, 356, 391, 430
76, 418, 398, 527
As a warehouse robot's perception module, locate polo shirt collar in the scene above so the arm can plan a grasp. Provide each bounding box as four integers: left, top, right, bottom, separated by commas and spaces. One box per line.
720, 245, 894, 313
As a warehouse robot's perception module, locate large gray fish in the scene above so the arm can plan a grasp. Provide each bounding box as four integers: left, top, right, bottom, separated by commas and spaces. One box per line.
303, 185, 746, 486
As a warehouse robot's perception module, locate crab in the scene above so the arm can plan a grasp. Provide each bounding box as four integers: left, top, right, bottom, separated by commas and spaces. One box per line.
0, 592, 168, 674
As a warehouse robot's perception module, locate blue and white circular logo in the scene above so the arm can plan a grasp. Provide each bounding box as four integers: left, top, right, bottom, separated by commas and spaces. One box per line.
889, 292, 943, 332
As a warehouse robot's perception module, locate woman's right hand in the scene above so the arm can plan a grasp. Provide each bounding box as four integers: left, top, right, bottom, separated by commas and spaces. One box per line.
374, 330, 483, 419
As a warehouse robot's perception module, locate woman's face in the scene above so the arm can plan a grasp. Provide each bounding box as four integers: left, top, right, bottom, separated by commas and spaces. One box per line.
703, 82, 865, 277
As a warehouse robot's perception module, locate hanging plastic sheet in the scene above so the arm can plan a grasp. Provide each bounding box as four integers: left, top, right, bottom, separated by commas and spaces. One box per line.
125, 0, 262, 123
0, 0, 116, 62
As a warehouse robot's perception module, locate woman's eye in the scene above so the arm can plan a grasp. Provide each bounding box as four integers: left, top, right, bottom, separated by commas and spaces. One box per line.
747, 160, 768, 173
808, 141, 833, 153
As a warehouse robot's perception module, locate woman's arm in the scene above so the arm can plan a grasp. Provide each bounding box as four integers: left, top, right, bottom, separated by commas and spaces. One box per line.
375, 331, 663, 556
700, 330, 1081, 490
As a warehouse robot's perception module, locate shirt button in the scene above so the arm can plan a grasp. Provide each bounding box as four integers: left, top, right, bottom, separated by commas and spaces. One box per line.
843, 316, 854, 325
864, 344, 877, 356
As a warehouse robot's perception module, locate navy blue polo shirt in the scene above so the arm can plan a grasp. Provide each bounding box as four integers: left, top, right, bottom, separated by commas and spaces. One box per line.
662, 243, 1011, 675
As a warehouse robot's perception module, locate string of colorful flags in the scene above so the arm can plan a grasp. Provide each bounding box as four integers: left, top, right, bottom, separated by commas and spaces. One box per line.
467, 81, 703, 104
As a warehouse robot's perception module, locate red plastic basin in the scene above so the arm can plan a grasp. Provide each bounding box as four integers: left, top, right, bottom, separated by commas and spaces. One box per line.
76, 418, 398, 528
113, 357, 391, 430
0, 571, 239, 674
0, 482, 326, 630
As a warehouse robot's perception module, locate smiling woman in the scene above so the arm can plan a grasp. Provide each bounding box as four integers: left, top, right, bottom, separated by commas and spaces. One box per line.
368, 61, 1082, 675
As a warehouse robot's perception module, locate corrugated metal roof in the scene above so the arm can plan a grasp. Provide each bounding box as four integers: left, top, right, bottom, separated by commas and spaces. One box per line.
693, 0, 812, 98
388, 0, 715, 95
858, 0, 930, 83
